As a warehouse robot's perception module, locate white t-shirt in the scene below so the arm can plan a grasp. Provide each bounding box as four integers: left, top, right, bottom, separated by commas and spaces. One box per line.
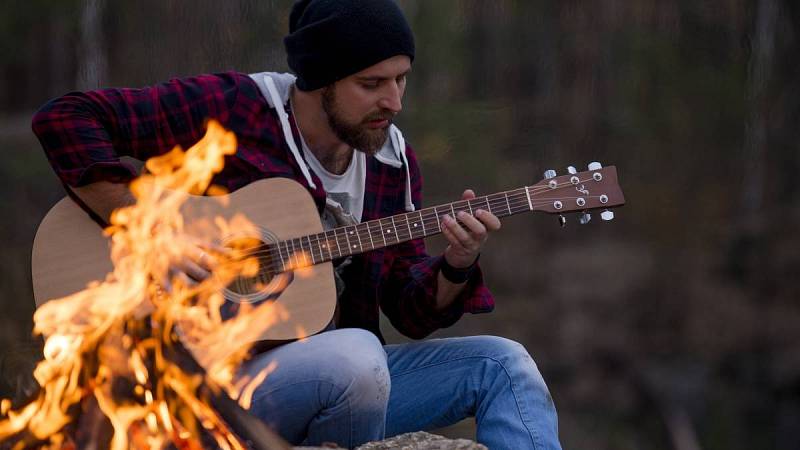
300, 137, 367, 225
298, 134, 367, 305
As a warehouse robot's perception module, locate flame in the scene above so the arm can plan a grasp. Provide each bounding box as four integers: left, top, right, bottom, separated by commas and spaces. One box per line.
0, 121, 288, 448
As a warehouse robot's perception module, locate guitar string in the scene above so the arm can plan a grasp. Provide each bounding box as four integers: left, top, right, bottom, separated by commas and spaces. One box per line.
225, 195, 606, 289
223, 178, 613, 282
233, 193, 547, 268
226, 196, 611, 292
225, 177, 610, 271
235, 175, 605, 257
234, 192, 606, 269
281, 194, 609, 255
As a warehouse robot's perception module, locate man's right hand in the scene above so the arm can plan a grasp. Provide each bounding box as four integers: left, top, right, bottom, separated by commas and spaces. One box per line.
173, 242, 229, 285
73, 180, 230, 287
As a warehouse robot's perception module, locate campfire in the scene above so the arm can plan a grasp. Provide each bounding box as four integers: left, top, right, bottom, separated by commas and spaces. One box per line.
0, 122, 291, 449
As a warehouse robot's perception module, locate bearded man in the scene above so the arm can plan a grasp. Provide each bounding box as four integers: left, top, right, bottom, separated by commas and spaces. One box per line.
32, 0, 562, 448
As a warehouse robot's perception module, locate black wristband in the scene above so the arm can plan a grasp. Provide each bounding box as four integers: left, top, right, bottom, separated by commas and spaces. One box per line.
440, 255, 478, 284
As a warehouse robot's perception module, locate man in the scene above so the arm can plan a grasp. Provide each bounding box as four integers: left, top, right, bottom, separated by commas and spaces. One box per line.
32, 0, 561, 448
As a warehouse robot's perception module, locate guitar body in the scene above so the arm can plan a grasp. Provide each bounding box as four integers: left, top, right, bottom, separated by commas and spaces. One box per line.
31, 177, 337, 341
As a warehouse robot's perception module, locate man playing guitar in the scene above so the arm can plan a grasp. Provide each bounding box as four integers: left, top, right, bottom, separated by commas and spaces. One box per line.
32, 1, 562, 448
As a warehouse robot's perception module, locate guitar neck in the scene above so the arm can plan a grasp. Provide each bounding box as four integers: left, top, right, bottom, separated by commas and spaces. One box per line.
268, 186, 534, 271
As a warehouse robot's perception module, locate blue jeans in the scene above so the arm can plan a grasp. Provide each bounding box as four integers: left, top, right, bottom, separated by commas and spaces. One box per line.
239, 329, 561, 449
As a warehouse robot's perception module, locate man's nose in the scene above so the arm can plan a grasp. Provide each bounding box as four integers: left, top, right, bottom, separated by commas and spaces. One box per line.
378, 81, 403, 113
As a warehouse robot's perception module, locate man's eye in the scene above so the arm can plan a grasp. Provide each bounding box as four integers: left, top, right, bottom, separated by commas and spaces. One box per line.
362, 82, 379, 89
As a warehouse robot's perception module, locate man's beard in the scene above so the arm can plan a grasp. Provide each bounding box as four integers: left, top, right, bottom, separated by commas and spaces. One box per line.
322, 87, 392, 155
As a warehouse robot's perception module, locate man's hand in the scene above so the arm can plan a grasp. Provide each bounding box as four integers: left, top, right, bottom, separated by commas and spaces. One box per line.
170, 239, 239, 288
72, 182, 218, 294
441, 189, 501, 269
175, 244, 217, 283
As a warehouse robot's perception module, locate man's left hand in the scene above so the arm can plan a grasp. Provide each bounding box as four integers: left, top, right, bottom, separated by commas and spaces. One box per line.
441, 189, 502, 269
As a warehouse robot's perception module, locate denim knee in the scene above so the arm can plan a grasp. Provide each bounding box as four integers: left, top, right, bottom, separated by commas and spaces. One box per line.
319, 329, 391, 410
472, 336, 530, 361
470, 336, 548, 387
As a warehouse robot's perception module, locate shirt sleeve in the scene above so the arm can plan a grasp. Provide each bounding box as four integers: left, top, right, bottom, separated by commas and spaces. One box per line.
31, 72, 245, 187
378, 145, 495, 340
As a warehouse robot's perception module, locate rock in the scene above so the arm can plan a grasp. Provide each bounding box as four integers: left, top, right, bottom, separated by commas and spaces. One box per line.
357, 432, 487, 450
295, 431, 486, 450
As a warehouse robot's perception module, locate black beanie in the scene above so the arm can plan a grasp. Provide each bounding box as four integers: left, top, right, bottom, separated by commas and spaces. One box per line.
284, 0, 415, 91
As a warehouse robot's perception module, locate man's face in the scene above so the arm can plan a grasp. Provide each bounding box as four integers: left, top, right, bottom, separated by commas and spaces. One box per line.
321, 55, 411, 155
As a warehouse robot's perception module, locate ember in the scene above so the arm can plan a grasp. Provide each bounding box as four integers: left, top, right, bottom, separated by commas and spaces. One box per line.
0, 121, 290, 449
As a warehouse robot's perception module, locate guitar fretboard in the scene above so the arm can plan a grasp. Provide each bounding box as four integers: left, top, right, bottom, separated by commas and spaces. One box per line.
264, 187, 534, 272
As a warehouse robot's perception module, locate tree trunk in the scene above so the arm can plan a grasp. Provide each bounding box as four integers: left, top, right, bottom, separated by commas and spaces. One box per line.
740, 0, 779, 226
78, 0, 108, 89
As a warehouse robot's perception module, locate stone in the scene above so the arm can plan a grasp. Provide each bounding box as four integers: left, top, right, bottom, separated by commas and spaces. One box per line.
295, 431, 486, 450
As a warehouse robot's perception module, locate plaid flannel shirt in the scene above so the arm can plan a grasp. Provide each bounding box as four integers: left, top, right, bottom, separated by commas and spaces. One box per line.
31, 71, 494, 342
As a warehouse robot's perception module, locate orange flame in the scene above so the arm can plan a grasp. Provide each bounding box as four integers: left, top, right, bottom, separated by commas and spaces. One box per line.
0, 121, 286, 449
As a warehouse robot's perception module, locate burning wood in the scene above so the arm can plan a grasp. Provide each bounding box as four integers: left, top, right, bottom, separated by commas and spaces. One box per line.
1, 121, 290, 449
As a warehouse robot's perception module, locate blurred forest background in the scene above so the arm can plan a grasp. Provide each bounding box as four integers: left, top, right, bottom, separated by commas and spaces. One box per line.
0, 0, 799, 449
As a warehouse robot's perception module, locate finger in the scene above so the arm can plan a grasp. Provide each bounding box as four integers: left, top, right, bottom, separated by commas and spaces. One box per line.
461, 189, 476, 200
179, 258, 211, 282
175, 271, 198, 288
160, 273, 174, 294
441, 221, 470, 252
203, 241, 235, 260
474, 209, 502, 231
167, 267, 197, 289
455, 211, 487, 240
443, 214, 471, 243
183, 237, 230, 267
443, 214, 479, 250
192, 247, 220, 271
197, 250, 211, 270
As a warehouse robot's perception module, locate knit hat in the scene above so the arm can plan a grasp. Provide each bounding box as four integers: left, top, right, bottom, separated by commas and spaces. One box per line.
284, 0, 415, 91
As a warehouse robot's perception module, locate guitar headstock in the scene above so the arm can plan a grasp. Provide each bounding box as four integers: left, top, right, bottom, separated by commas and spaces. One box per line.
529, 162, 625, 225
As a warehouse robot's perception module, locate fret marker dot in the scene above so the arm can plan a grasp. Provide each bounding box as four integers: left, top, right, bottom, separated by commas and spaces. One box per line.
413, 223, 418, 227
352, 245, 357, 248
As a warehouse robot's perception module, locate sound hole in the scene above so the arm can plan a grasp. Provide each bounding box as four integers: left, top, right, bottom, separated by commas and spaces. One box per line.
222, 233, 281, 303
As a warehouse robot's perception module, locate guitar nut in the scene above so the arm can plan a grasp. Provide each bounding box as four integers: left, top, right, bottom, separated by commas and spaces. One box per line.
593, 172, 603, 182
553, 201, 563, 210
600, 194, 608, 204
576, 198, 586, 207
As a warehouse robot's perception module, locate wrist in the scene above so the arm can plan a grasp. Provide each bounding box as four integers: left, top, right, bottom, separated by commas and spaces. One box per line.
440, 254, 479, 284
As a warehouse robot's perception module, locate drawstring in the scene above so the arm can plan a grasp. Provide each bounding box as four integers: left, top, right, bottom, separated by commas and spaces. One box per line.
263, 75, 317, 190
391, 128, 415, 212
257, 72, 413, 210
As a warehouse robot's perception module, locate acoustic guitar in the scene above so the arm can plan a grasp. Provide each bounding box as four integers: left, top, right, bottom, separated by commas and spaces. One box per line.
32, 163, 625, 343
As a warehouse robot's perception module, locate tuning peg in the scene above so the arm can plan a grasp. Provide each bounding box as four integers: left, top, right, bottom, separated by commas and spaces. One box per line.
558, 214, 566, 228
579, 212, 591, 224
588, 161, 602, 171
544, 169, 557, 179
600, 210, 615, 221
567, 166, 577, 174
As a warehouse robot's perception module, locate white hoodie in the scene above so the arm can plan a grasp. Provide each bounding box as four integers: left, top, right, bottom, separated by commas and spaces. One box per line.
248, 72, 416, 213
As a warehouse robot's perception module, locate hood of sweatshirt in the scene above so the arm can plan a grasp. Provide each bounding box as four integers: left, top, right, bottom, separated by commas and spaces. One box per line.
249, 71, 415, 212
